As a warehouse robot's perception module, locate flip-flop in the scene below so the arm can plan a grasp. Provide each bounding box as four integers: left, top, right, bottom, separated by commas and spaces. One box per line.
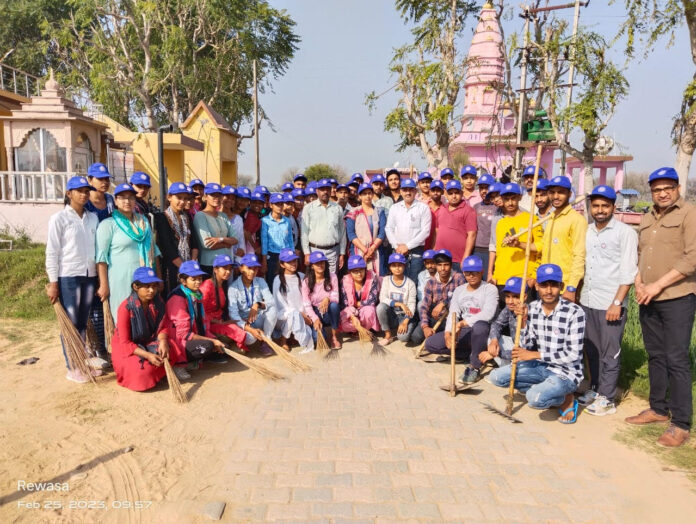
381, 337, 396, 346
558, 399, 579, 424
420, 354, 448, 363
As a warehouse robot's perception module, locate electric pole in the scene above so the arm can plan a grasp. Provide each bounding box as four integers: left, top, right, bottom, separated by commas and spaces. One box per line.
253, 59, 260, 185
513, 8, 532, 181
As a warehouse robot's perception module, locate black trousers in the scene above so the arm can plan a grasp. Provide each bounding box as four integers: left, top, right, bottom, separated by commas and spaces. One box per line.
582, 306, 627, 401
639, 294, 696, 430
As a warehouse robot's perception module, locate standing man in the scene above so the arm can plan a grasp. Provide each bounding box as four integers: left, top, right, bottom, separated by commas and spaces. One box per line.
384, 169, 403, 207
540, 176, 587, 302
335, 184, 354, 216
473, 174, 497, 279
371, 174, 388, 208
434, 179, 477, 272
579, 185, 638, 416
417, 172, 433, 203
440, 167, 455, 185
385, 178, 432, 284
293, 173, 307, 190
534, 179, 553, 231
519, 165, 546, 213
301, 178, 346, 273
625, 167, 696, 447
460, 165, 482, 207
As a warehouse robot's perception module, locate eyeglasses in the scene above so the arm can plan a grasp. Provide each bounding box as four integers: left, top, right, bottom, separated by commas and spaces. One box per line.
650, 185, 678, 195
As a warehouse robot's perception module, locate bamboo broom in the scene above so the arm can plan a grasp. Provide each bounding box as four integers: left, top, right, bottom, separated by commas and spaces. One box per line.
86, 319, 99, 353
163, 359, 188, 403
261, 334, 313, 372
52, 302, 97, 384
103, 300, 115, 354
412, 308, 448, 358
316, 329, 336, 359
221, 346, 286, 380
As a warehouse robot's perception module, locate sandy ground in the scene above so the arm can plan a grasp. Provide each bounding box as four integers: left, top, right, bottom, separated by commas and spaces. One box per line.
0, 318, 694, 523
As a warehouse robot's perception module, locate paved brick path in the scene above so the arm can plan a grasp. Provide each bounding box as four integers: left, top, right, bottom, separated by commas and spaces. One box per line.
211, 343, 624, 523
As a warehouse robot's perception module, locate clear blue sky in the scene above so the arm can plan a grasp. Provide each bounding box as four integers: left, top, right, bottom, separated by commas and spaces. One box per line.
238, 0, 693, 186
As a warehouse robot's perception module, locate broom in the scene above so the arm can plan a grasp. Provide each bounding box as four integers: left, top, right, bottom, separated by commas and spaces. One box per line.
163, 359, 188, 403
86, 319, 100, 353
316, 328, 337, 360
52, 302, 97, 384
261, 334, 313, 372
355, 323, 387, 358
221, 346, 286, 380
412, 308, 448, 358
103, 300, 115, 354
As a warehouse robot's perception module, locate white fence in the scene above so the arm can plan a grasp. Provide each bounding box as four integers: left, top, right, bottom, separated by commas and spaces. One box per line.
0, 172, 75, 203
0, 64, 40, 98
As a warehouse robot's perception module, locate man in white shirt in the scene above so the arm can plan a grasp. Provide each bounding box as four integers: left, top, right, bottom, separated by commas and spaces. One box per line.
385, 178, 432, 284
578, 185, 638, 416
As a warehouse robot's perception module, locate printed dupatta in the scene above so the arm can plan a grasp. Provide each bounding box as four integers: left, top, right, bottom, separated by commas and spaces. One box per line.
341, 271, 379, 309
347, 207, 380, 274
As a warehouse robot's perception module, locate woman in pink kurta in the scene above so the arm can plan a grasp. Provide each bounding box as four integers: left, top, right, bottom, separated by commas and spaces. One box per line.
339, 255, 381, 333
301, 251, 341, 349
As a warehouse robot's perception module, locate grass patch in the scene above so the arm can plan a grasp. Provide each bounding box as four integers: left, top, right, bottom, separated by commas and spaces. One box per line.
615, 424, 696, 479
0, 243, 52, 321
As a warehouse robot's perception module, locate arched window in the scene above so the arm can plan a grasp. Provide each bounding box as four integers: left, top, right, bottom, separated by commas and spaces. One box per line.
73, 133, 94, 172
13, 128, 66, 172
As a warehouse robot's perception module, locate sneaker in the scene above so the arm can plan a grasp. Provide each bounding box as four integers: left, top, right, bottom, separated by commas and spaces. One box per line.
577, 389, 598, 406
173, 367, 191, 380
585, 395, 617, 416
458, 366, 480, 384
66, 369, 89, 383
257, 343, 274, 357
85, 356, 110, 370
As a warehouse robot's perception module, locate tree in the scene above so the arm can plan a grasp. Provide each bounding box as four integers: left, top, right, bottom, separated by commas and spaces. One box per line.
535, 22, 628, 197
302, 164, 349, 183
617, 0, 696, 190
366, 0, 478, 169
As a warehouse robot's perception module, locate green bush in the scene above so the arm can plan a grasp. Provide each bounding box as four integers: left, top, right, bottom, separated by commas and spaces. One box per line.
0, 245, 52, 320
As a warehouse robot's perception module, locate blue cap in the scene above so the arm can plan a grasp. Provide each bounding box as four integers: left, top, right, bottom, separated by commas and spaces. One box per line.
501, 183, 522, 196
590, 185, 617, 201
308, 251, 328, 264
250, 191, 265, 202
254, 185, 270, 195
270, 193, 285, 204
350, 173, 364, 183
168, 182, 189, 195
423, 249, 437, 261
357, 183, 373, 194
503, 276, 523, 294
548, 176, 572, 190
189, 178, 204, 188
130, 171, 151, 186
305, 187, 317, 196
418, 171, 433, 181
186, 186, 194, 195
279, 248, 299, 262
213, 254, 234, 267
522, 165, 547, 178
478, 174, 495, 186
87, 163, 110, 179
329, 178, 338, 186
336, 184, 349, 191
307, 180, 318, 189
282, 193, 295, 203
445, 180, 462, 192
461, 255, 483, 272
240, 253, 261, 268
204, 182, 223, 194
179, 260, 207, 277
294, 173, 307, 182
347, 255, 367, 270
537, 263, 563, 283
132, 266, 162, 284
67, 176, 95, 191
292, 188, 305, 199
317, 178, 332, 189
536, 179, 549, 191
434, 248, 453, 260
401, 178, 417, 189
440, 167, 454, 178
460, 165, 477, 177
648, 167, 679, 184
371, 174, 386, 184
388, 253, 407, 265
430, 180, 444, 191
223, 185, 237, 196
236, 186, 251, 199
488, 182, 504, 194
281, 182, 294, 192
113, 183, 136, 196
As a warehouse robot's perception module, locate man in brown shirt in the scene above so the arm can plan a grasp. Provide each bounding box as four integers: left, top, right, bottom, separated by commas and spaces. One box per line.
625, 167, 696, 447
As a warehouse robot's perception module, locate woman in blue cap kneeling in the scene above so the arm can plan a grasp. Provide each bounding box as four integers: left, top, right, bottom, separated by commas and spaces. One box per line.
273, 248, 315, 354
112, 267, 186, 390
339, 255, 381, 334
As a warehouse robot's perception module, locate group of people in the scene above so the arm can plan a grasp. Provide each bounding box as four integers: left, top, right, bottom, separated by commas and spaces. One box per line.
45, 163, 696, 447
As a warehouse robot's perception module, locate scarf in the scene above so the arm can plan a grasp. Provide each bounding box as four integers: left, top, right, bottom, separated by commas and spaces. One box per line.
165, 206, 191, 261
347, 207, 381, 274
342, 271, 376, 308
125, 292, 166, 345
178, 284, 206, 336
112, 209, 155, 268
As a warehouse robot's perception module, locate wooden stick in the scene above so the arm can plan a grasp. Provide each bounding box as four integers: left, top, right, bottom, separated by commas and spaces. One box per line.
413, 309, 448, 358
506, 144, 543, 416
103, 300, 115, 354
449, 312, 457, 397
503, 193, 590, 242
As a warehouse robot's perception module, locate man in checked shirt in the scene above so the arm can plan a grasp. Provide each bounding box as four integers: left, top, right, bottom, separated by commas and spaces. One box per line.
488, 264, 586, 424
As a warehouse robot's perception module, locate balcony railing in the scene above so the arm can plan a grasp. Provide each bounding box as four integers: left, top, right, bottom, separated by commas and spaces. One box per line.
0, 64, 41, 98
0, 172, 75, 203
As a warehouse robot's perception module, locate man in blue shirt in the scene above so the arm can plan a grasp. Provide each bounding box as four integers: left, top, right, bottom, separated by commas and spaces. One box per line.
261, 193, 294, 287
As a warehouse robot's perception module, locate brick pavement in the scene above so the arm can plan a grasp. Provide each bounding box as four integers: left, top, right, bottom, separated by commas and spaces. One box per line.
208, 341, 634, 523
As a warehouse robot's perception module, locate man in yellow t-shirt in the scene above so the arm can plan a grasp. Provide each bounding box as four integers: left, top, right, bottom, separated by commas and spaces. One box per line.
540, 176, 587, 302
489, 183, 542, 294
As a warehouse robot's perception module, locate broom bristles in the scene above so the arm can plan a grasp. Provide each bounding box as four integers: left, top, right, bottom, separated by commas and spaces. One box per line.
86, 319, 100, 353
369, 340, 388, 358
356, 324, 374, 349
163, 359, 188, 403
222, 347, 286, 380
103, 300, 115, 354
53, 303, 97, 384
262, 335, 313, 372
315, 329, 337, 360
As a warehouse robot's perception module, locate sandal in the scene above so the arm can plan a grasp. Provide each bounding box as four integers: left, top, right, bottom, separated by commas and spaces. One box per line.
381, 336, 396, 346
558, 399, 579, 424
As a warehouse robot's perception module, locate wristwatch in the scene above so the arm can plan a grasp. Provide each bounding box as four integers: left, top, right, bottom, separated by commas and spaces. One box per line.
612, 299, 622, 307
566, 286, 576, 293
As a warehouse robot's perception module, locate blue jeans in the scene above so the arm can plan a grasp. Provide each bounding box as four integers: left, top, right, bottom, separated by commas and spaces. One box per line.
243, 308, 278, 345
58, 276, 98, 368
489, 360, 577, 409
406, 247, 425, 286
376, 303, 415, 342
313, 302, 340, 330
265, 252, 280, 288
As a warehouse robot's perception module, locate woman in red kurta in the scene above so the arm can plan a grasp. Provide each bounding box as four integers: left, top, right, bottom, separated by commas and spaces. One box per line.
112, 267, 186, 391
199, 254, 248, 351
